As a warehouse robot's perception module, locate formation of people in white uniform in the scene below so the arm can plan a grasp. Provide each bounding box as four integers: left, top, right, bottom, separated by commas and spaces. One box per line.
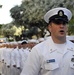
0, 36, 73, 75
0, 38, 44, 75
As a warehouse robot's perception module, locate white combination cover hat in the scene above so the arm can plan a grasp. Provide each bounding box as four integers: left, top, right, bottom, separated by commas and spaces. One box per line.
44, 7, 72, 23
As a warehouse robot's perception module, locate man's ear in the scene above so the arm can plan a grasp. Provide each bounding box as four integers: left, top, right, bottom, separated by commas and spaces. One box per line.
48, 24, 51, 32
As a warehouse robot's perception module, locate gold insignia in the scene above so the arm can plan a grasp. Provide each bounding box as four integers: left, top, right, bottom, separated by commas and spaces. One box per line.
58, 10, 64, 16
59, 11, 63, 16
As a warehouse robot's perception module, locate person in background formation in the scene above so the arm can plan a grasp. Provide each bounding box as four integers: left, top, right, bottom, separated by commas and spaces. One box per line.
19, 41, 29, 71
0, 38, 43, 75
20, 7, 74, 75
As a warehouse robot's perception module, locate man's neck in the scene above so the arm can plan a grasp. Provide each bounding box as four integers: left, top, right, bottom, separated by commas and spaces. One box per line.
51, 36, 66, 44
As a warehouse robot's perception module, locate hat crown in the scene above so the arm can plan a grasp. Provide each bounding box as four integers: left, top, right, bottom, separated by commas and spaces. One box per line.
44, 7, 72, 23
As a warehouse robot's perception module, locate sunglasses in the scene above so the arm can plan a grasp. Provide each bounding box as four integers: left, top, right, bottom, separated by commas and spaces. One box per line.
51, 19, 68, 25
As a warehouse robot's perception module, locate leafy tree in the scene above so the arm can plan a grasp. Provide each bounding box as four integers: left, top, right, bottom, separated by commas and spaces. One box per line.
10, 0, 74, 38
0, 4, 2, 8
68, 19, 74, 35
21, 0, 74, 36
0, 24, 4, 37
2, 24, 15, 38
10, 5, 24, 26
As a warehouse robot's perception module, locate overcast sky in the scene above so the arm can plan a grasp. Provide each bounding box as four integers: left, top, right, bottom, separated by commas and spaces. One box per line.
0, 0, 22, 24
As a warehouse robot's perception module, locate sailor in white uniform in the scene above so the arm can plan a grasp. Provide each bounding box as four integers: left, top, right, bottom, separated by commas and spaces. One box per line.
19, 41, 29, 71
11, 43, 18, 75
20, 7, 74, 75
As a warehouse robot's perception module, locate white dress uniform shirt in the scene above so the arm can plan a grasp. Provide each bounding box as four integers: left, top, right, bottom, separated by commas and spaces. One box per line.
1, 48, 5, 62
15, 48, 21, 68
0, 48, 3, 74
11, 48, 16, 66
20, 37, 74, 75
1, 47, 6, 75
1, 47, 6, 63
2, 47, 7, 75
11, 48, 17, 75
15, 47, 21, 75
19, 48, 30, 70
6, 48, 12, 67
0, 48, 2, 62
6, 48, 12, 75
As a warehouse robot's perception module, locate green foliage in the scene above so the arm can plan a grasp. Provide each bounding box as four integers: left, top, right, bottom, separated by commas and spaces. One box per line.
0, 24, 2, 28
9, 0, 74, 38
2, 24, 16, 38
0, 5, 2, 8
10, 5, 24, 25
68, 19, 74, 35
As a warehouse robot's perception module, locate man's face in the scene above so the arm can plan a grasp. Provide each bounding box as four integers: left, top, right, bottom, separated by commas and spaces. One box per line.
48, 20, 68, 38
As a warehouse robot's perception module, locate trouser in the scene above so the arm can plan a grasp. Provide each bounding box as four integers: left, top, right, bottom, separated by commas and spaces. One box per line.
0, 61, 3, 74
16, 68, 21, 75
3, 63, 7, 75
6, 66, 11, 75
10, 66, 17, 75
2, 63, 7, 75
2, 62, 4, 74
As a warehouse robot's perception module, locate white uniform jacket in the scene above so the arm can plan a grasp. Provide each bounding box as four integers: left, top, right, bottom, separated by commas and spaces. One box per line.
20, 37, 74, 75
19, 48, 29, 70
0, 48, 3, 62
6, 48, 12, 66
